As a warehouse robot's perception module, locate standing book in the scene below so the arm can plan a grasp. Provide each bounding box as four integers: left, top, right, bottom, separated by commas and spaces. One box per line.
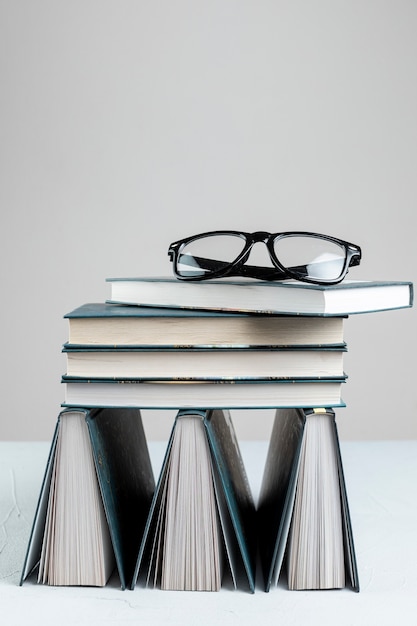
132, 408, 257, 592
20, 408, 155, 589
106, 276, 413, 316
257, 407, 359, 592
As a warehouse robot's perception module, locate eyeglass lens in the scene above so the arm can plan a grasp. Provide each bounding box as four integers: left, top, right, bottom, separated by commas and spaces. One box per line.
273, 235, 346, 281
176, 233, 347, 281
177, 234, 246, 277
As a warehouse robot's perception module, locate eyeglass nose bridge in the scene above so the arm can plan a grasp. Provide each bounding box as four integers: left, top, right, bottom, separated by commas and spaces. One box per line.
241, 231, 276, 266
251, 231, 272, 243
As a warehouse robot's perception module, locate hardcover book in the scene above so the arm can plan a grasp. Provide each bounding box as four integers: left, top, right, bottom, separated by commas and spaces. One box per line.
257, 407, 359, 592
63, 345, 346, 380
106, 276, 413, 316
61, 377, 347, 410
131, 408, 257, 592
64, 302, 347, 348
20, 408, 155, 589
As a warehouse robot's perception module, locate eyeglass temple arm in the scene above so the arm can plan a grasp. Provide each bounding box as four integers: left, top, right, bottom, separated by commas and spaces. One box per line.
349, 254, 361, 267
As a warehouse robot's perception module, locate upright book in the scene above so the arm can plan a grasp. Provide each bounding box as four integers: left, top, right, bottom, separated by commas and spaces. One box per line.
64, 303, 347, 348
106, 276, 413, 316
257, 407, 359, 592
20, 408, 155, 589
132, 408, 257, 592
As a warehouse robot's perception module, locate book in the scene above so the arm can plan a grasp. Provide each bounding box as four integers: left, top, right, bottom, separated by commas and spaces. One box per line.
61, 377, 347, 409
20, 408, 155, 589
64, 302, 347, 347
131, 408, 257, 592
257, 407, 359, 592
63, 345, 346, 380
106, 276, 413, 316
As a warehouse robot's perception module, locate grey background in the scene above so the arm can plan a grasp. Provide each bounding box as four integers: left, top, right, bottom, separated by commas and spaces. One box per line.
1, 0, 415, 442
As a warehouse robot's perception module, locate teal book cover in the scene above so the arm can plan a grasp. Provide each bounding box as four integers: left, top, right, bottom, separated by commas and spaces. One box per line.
19, 420, 61, 586
85, 408, 155, 590
203, 408, 257, 593
65, 302, 257, 319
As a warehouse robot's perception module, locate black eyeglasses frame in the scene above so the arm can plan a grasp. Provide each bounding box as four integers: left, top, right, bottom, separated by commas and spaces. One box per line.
168, 230, 362, 285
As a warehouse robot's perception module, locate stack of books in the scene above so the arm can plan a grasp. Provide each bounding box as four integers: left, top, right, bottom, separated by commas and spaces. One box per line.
20, 276, 413, 593
61, 302, 348, 409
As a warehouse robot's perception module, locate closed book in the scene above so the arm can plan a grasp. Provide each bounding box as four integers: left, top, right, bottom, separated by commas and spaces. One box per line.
63, 345, 346, 380
20, 408, 155, 590
62, 377, 347, 410
132, 408, 256, 592
64, 303, 346, 347
106, 276, 413, 316
257, 407, 359, 592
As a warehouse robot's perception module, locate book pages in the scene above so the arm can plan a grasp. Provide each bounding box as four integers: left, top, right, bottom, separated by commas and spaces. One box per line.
37, 412, 115, 586
287, 413, 345, 590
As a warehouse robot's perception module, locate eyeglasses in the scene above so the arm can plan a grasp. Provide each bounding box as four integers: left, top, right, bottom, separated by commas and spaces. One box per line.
168, 230, 362, 285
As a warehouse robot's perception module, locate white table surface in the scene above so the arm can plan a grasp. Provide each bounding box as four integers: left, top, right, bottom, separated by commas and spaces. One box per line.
1, 439, 417, 626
